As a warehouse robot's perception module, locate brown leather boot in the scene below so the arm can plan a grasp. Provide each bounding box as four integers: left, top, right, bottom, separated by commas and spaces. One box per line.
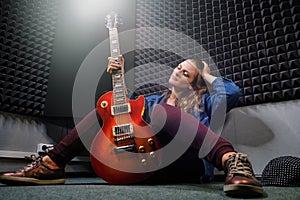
0, 155, 65, 185
224, 153, 264, 197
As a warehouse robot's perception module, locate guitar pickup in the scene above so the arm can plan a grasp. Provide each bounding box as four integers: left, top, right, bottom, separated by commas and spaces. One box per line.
111, 103, 131, 116
114, 144, 136, 153
112, 123, 133, 136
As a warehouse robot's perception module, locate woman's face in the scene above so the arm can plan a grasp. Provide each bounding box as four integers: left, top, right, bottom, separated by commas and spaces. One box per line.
168, 60, 199, 89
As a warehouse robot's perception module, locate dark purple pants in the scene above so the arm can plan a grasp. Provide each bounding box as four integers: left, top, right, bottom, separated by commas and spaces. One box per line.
48, 103, 235, 179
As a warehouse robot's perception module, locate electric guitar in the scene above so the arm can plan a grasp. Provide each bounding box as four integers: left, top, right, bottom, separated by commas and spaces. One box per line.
90, 12, 161, 184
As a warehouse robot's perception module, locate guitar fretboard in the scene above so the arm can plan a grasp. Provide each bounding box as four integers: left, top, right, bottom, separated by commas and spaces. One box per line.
109, 28, 126, 106
109, 28, 120, 58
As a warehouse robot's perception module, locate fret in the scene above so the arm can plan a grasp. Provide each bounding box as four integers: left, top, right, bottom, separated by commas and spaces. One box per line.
113, 86, 124, 91
114, 74, 122, 79
113, 74, 122, 79
113, 81, 122, 86
114, 94, 125, 99
114, 98, 126, 105
114, 96, 125, 100
114, 90, 125, 95
114, 88, 124, 92
113, 85, 124, 91
113, 83, 123, 87
113, 78, 123, 84
114, 96, 125, 101
114, 93, 125, 97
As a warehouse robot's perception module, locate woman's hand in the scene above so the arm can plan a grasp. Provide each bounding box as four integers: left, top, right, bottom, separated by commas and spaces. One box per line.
201, 61, 217, 85
107, 55, 124, 74
201, 61, 210, 76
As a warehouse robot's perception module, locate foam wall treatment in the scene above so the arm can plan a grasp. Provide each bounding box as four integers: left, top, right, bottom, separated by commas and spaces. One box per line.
0, 0, 60, 116
134, 0, 300, 106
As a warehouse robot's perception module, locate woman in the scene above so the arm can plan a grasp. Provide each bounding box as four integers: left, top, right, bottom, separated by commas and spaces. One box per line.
0, 56, 264, 197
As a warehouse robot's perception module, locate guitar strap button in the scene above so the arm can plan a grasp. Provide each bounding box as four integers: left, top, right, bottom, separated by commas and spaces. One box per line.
100, 101, 108, 108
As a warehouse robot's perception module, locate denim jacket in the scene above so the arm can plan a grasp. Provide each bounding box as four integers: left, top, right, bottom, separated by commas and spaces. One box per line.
143, 77, 241, 127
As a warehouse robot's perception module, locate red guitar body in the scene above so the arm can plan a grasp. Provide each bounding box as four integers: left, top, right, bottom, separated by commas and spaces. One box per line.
90, 91, 161, 184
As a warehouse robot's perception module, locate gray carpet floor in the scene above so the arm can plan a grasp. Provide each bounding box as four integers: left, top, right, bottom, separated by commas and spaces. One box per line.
1, 177, 300, 200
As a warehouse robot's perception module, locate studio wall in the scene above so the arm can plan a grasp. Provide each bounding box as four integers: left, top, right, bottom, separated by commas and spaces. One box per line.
0, 0, 59, 116
1, 0, 299, 117
133, 0, 300, 107
132, 0, 300, 174
0, 0, 137, 118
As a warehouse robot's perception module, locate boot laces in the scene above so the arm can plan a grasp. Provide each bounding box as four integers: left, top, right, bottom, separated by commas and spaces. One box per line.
226, 153, 254, 178
23, 144, 54, 168
24, 155, 43, 169
16, 149, 56, 173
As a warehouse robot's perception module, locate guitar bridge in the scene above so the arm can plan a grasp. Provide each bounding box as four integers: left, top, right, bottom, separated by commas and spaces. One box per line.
114, 144, 136, 153
111, 103, 131, 116
114, 135, 135, 143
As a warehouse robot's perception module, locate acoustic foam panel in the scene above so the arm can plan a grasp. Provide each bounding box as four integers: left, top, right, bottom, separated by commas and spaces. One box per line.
134, 0, 300, 106
0, 0, 59, 116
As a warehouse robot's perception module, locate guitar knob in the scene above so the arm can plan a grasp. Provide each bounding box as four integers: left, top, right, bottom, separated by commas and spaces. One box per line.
149, 151, 155, 158
139, 146, 145, 153
100, 101, 108, 108
148, 138, 154, 146
141, 159, 147, 165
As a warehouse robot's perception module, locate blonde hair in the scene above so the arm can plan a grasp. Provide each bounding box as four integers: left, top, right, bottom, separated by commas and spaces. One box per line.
176, 59, 207, 114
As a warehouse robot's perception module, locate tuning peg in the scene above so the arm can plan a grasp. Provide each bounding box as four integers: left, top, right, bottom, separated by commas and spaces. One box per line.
105, 12, 123, 29
114, 15, 123, 28
105, 15, 112, 29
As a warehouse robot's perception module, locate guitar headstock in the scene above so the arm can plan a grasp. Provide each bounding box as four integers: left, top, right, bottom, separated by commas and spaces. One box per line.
105, 12, 122, 30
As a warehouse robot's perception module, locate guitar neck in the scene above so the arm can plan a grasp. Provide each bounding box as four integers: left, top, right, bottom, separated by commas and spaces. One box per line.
109, 28, 127, 105
109, 28, 121, 58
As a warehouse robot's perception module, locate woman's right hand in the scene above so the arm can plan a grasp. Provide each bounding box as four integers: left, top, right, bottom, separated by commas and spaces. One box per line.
201, 61, 210, 76
107, 55, 124, 74
201, 61, 217, 85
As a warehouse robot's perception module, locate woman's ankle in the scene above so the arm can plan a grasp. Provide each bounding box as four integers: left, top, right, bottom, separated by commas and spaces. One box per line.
42, 155, 60, 169
221, 152, 237, 169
